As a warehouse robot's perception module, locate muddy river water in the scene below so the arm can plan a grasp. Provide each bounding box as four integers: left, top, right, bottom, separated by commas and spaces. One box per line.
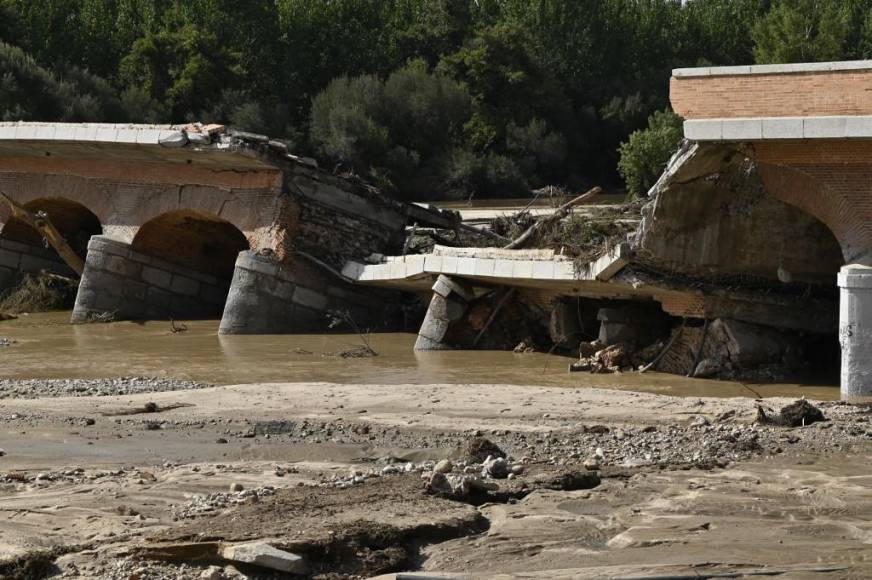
0, 311, 839, 400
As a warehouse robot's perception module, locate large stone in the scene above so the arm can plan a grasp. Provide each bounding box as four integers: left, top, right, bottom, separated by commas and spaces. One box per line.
220, 542, 307, 575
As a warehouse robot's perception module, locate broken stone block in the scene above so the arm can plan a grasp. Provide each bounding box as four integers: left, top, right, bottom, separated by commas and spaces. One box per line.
220, 542, 307, 575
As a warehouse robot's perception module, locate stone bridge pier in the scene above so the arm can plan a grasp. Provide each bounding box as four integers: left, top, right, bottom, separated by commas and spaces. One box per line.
0, 123, 446, 333
669, 61, 872, 398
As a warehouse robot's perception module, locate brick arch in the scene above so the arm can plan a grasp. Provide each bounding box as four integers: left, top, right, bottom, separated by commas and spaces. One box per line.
756, 162, 867, 263
0, 197, 102, 258
131, 209, 250, 280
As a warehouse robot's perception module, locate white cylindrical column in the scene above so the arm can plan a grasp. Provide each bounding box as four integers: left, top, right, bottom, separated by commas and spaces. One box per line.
838, 264, 872, 399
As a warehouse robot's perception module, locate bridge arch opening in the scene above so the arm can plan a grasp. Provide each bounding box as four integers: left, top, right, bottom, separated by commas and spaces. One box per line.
131, 210, 249, 281
0, 197, 102, 259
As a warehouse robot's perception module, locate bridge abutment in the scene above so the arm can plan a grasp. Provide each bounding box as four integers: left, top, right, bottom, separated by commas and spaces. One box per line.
71, 236, 229, 322
839, 264, 872, 399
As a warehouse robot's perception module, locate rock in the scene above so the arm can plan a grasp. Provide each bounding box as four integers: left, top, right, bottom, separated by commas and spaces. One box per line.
456, 437, 505, 463
693, 358, 722, 378
426, 472, 453, 494
583, 457, 600, 471
229, 483, 244, 492
434, 459, 453, 474
215, 438, 228, 444
482, 456, 509, 479
200, 565, 224, 580
0, 448, 5, 457
221, 542, 307, 574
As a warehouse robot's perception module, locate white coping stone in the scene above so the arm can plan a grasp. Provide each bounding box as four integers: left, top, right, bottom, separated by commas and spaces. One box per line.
14, 125, 38, 139
473, 258, 496, 276
74, 125, 99, 141
115, 128, 140, 144
512, 260, 535, 279
424, 254, 443, 272
405, 254, 426, 277
722, 119, 762, 140
493, 260, 514, 278
846, 117, 872, 137
371, 263, 391, 280
441, 255, 458, 274
672, 59, 872, 78
762, 117, 804, 139
684, 119, 722, 141
35, 125, 56, 140
95, 126, 118, 142
554, 262, 576, 280
532, 261, 555, 279
456, 257, 476, 275
685, 115, 872, 141
0, 126, 14, 139
803, 116, 848, 138
388, 260, 406, 279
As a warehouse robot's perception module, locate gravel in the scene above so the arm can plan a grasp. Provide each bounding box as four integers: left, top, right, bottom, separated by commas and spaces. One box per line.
0, 377, 211, 399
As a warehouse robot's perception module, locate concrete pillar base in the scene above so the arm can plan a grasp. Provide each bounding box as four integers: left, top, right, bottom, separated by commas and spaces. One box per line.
219, 251, 400, 334
838, 264, 872, 399
414, 275, 474, 350
71, 236, 229, 323
0, 238, 77, 289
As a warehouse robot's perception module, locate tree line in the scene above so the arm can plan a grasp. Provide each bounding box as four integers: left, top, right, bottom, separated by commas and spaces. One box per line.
2, 0, 872, 200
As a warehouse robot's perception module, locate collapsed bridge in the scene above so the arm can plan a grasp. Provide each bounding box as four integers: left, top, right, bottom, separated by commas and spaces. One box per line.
0, 122, 453, 334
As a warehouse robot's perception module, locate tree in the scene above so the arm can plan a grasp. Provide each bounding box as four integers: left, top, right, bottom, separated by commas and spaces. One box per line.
752, 0, 852, 63
617, 110, 684, 198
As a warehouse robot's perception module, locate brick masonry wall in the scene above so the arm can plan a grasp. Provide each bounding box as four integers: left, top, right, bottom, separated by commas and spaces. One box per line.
671, 70, 872, 119
0, 238, 76, 289
71, 236, 229, 322
219, 251, 405, 334
753, 141, 872, 263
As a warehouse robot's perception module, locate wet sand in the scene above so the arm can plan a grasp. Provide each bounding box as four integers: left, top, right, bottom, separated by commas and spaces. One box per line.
0, 382, 869, 578
0, 312, 840, 400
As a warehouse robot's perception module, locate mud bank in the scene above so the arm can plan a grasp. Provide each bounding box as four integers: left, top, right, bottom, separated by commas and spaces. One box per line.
0, 382, 869, 578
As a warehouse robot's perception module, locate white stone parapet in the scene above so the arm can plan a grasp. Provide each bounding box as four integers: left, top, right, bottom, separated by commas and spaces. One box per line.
673, 60, 872, 78
838, 264, 872, 399
0, 122, 183, 145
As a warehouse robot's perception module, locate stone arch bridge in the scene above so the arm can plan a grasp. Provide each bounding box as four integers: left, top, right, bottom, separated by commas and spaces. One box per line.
0, 122, 452, 333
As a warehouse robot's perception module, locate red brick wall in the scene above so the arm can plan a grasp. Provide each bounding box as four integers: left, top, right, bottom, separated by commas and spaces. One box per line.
754, 141, 872, 262
671, 71, 872, 119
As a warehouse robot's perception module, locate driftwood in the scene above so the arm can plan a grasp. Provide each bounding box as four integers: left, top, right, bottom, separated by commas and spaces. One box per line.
639, 319, 686, 374
472, 288, 516, 346
0, 190, 85, 276
502, 186, 602, 250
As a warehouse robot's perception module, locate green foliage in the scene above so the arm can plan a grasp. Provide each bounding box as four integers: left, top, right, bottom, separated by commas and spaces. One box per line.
617, 110, 684, 198
752, 0, 852, 63
3, 0, 872, 199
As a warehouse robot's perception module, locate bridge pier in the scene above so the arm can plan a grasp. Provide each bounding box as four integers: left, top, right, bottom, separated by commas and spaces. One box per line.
71, 236, 229, 322
219, 251, 399, 334
414, 275, 476, 350
839, 264, 872, 399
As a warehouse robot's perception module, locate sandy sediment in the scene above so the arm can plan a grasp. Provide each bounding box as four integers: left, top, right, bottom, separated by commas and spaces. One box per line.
0, 381, 869, 579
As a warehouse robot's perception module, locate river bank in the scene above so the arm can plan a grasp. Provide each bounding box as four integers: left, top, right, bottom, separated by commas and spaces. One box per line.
0, 380, 869, 579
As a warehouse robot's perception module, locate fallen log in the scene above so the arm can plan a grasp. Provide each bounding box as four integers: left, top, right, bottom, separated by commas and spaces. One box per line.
502, 186, 602, 250
0, 190, 85, 276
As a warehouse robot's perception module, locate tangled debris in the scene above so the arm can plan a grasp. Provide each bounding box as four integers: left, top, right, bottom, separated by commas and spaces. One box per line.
0, 271, 78, 313
757, 399, 826, 427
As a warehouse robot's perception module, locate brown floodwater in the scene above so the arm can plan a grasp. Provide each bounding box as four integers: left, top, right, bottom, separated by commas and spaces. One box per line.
0, 311, 840, 400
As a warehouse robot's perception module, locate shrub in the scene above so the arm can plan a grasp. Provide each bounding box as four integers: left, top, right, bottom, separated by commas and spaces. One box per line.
617, 109, 683, 198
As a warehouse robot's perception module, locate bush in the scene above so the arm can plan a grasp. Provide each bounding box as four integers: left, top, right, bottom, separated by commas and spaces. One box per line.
617, 109, 683, 198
